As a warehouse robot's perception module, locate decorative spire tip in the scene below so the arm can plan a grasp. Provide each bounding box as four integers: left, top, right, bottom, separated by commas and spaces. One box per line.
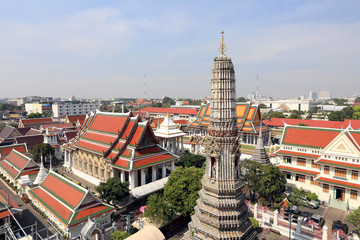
218, 30, 228, 54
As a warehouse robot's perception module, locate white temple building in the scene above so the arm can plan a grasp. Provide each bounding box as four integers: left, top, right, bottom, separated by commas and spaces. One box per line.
154, 113, 186, 155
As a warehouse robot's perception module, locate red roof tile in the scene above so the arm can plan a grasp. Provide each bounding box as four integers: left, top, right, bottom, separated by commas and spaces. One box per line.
74, 205, 109, 222
5, 150, 30, 170
139, 107, 199, 115
21, 117, 53, 124
88, 113, 128, 134
129, 125, 145, 146
30, 187, 72, 223
41, 123, 74, 129
279, 165, 320, 176
317, 177, 360, 190
0, 144, 27, 157
0, 161, 19, 179
263, 118, 360, 129
277, 150, 321, 158
135, 146, 164, 158
42, 174, 85, 208
317, 159, 360, 170
282, 126, 340, 148
75, 140, 109, 155
82, 132, 117, 146
134, 153, 176, 169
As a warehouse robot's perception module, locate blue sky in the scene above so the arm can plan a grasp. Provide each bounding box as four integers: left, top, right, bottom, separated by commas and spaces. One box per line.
1, 1, 360, 99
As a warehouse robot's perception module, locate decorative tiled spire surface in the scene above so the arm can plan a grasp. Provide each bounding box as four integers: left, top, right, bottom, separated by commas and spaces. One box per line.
252, 125, 270, 164
186, 31, 254, 240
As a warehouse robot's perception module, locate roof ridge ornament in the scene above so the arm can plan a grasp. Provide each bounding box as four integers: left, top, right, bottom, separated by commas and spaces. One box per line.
218, 30, 228, 55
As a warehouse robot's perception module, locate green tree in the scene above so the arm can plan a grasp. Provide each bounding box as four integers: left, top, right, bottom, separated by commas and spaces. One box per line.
144, 193, 175, 225
95, 177, 129, 202
176, 150, 206, 168
288, 113, 302, 119
355, 97, 360, 103
352, 106, 360, 119
27, 113, 44, 118
239, 159, 262, 202
267, 111, 286, 119
259, 103, 267, 109
287, 187, 310, 207
333, 98, 348, 106
237, 97, 248, 102
257, 164, 286, 207
31, 143, 55, 163
162, 97, 175, 107
0, 103, 16, 111
347, 207, 360, 236
164, 167, 204, 216
110, 231, 131, 240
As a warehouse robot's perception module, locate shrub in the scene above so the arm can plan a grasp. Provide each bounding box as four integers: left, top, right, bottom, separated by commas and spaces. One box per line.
305, 192, 319, 201
249, 217, 259, 229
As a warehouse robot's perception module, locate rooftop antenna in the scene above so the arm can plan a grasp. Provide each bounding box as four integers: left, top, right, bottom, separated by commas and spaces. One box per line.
256, 74, 259, 99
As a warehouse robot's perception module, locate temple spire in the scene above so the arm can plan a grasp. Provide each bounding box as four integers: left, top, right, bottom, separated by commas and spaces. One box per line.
218, 30, 228, 55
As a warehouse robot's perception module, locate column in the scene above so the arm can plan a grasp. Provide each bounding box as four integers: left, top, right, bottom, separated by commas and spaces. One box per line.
181, 136, 184, 151
273, 209, 278, 226
162, 164, 166, 178
171, 161, 175, 171
296, 217, 302, 233
152, 166, 157, 182
129, 172, 135, 190
141, 169, 146, 186
120, 170, 125, 183
322, 225, 328, 240
254, 203, 258, 219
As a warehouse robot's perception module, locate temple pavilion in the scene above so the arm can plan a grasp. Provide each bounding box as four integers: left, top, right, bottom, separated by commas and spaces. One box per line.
154, 113, 186, 155
188, 101, 271, 145
62, 110, 178, 193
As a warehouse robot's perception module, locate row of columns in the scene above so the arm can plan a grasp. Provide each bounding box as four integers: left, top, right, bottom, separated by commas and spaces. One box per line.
158, 136, 184, 155
253, 203, 329, 240
119, 161, 176, 190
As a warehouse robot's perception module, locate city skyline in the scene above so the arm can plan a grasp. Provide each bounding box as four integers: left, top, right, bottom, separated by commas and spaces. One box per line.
1, 0, 360, 99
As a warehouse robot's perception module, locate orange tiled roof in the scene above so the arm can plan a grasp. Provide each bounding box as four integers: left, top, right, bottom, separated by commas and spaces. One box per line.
263, 118, 360, 129
282, 126, 341, 148
133, 153, 176, 169
63, 111, 177, 171
21, 117, 53, 124
0, 144, 27, 157
317, 176, 360, 190
277, 150, 321, 159
279, 165, 320, 176
139, 107, 199, 115
316, 159, 360, 170
189, 102, 269, 133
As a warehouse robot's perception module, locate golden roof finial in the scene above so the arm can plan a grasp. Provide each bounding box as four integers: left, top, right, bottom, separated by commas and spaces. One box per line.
218, 30, 228, 54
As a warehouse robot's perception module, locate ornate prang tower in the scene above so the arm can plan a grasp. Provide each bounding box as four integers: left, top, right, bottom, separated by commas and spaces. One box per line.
186, 31, 253, 240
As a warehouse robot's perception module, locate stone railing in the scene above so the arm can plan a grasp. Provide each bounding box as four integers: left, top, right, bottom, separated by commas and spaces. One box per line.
246, 202, 329, 240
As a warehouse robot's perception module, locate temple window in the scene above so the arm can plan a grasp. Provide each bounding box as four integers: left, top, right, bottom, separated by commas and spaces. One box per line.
323, 184, 329, 192
352, 170, 358, 179
324, 166, 330, 174
335, 168, 347, 178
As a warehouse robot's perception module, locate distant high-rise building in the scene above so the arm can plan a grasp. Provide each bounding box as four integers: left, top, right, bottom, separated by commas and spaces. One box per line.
309, 91, 318, 99
187, 32, 253, 239
318, 91, 331, 100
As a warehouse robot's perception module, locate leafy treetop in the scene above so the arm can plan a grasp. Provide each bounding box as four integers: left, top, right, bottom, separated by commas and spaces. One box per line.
164, 167, 204, 216
95, 177, 129, 202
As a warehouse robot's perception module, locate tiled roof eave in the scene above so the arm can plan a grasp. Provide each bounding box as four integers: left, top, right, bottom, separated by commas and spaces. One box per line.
277, 150, 321, 159
315, 176, 360, 191
278, 165, 320, 176
316, 159, 360, 171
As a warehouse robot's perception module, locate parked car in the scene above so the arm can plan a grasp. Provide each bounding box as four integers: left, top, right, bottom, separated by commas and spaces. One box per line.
332, 220, 348, 234
302, 196, 319, 209
310, 214, 325, 229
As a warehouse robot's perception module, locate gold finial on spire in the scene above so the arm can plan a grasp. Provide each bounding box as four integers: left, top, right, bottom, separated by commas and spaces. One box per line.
218, 30, 228, 54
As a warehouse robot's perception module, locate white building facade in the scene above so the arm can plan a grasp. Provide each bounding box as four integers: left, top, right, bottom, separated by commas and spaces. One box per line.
52, 102, 100, 118
277, 125, 360, 210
